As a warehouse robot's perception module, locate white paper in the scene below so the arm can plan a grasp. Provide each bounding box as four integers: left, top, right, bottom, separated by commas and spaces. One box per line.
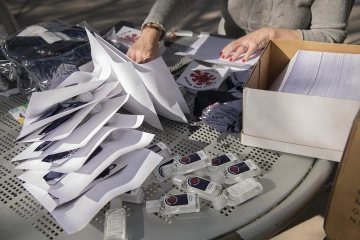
51, 148, 163, 234
17, 80, 110, 140
48, 129, 154, 204
11, 141, 54, 161
48, 116, 144, 173
22, 102, 98, 142
176, 35, 262, 69
42, 95, 129, 154
275, 50, 360, 101
86, 32, 163, 129
95, 34, 191, 115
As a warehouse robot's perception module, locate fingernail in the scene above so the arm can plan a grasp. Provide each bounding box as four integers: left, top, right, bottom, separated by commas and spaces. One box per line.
220, 51, 223, 55
229, 58, 233, 62
242, 59, 246, 63
222, 55, 225, 59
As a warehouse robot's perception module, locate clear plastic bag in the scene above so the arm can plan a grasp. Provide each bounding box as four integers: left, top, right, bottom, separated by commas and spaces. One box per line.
22, 43, 92, 92
103, 27, 134, 54
1, 20, 92, 96
3, 20, 89, 64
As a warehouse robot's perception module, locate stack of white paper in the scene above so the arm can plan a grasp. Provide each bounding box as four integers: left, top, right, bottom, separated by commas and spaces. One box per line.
176, 61, 230, 93
175, 35, 262, 69
274, 50, 360, 101
9, 28, 191, 234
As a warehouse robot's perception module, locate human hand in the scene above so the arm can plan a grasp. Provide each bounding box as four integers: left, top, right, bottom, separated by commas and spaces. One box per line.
126, 27, 161, 64
220, 27, 275, 63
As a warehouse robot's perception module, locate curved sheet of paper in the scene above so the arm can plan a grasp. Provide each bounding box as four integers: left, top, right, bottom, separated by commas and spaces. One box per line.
95, 35, 189, 121
12, 141, 51, 161
17, 81, 106, 140
85, 31, 162, 130
22, 102, 98, 143
51, 148, 163, 234
48, 130, 155, 204
51, 115, 144, 173
42, 95, 129, 154
18, 169, 52, 190
95, 34, 189, 114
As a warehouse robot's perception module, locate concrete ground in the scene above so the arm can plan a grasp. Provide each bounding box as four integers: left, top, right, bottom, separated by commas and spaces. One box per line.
4, 0, 360, 239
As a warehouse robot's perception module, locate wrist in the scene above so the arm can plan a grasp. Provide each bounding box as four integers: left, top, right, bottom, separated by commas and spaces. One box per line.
141, 27, 161, 42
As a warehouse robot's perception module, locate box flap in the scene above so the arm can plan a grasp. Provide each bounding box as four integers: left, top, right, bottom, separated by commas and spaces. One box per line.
324, 110, 360, 240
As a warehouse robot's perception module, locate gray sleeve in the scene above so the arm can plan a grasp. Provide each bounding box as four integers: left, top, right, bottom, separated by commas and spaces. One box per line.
298, 0, 350, 43
142, 0, 196, 31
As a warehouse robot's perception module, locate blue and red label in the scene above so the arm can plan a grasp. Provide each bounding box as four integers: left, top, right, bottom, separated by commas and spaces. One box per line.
211, 155, 232, 166
148, 144, 162, 153
227, 162, 250, 175
165, 194, 189, 206
187, 177, 210, 191
178, 153, 201, 165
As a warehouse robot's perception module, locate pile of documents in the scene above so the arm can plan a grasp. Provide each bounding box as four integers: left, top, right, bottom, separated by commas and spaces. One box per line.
176, 62, 230, 93
11, 29, 190, 234
273, 50, 360, 100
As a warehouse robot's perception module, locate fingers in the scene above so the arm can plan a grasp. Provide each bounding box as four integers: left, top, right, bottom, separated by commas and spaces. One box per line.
221, 41, 239, 59
229, 46, 247, 62
242, 42, 258, 62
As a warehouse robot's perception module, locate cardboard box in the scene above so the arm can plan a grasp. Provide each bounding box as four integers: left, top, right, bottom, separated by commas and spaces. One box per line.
241, 39, 360, 161
324, 110, 360, 240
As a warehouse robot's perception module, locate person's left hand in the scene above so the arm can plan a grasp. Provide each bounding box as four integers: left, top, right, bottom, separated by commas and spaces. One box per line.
220, 27, 275, 63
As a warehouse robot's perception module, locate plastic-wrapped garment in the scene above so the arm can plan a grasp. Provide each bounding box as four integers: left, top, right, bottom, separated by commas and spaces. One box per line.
3, 20, 88, 65
23, 43, 91, 91
0, 24, 19, 95
197, 89, 243, 133
103, 27, 134, 54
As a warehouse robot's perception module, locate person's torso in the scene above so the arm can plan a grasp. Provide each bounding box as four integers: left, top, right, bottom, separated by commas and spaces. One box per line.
220, 0, 313, 37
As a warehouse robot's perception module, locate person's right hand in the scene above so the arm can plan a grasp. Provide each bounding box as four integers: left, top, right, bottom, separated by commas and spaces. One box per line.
126, 27, 161, 64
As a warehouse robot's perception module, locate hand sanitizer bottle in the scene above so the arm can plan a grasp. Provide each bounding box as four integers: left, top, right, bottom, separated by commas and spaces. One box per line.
162, 151, 210, 177
212, 178, 263, 210
153, 155, 180, 183
210, 159, 260, 185
120, 187, 144, 204
193, 153, 239, 177
146, 193, 200, 215
103, 197, 126, 240
147, 142, 171, 159
172, 175, 222, 201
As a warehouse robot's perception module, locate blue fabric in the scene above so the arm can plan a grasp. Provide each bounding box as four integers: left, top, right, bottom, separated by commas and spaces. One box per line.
199, 88, 243, 133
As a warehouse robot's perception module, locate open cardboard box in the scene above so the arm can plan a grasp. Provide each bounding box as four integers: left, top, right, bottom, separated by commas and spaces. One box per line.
241, 39, 360, 162
324, 110, 360, 240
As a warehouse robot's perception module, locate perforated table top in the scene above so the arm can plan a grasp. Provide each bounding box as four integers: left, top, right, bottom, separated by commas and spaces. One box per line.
0, 37, 334, 240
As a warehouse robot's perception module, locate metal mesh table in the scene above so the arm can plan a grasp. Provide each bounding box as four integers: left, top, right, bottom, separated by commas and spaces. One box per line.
0, 37, 334, 240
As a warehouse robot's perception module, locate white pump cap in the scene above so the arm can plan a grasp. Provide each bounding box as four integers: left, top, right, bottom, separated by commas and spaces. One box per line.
210, 172, 225, 185
172, 175, 186, 186
161, 165, 176, 178
212, 194, 228, 211
146, 200, 160, 213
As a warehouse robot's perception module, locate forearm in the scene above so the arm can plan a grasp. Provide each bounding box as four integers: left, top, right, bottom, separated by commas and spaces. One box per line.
271, 27, 302, 41
143, 0, 196, 31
